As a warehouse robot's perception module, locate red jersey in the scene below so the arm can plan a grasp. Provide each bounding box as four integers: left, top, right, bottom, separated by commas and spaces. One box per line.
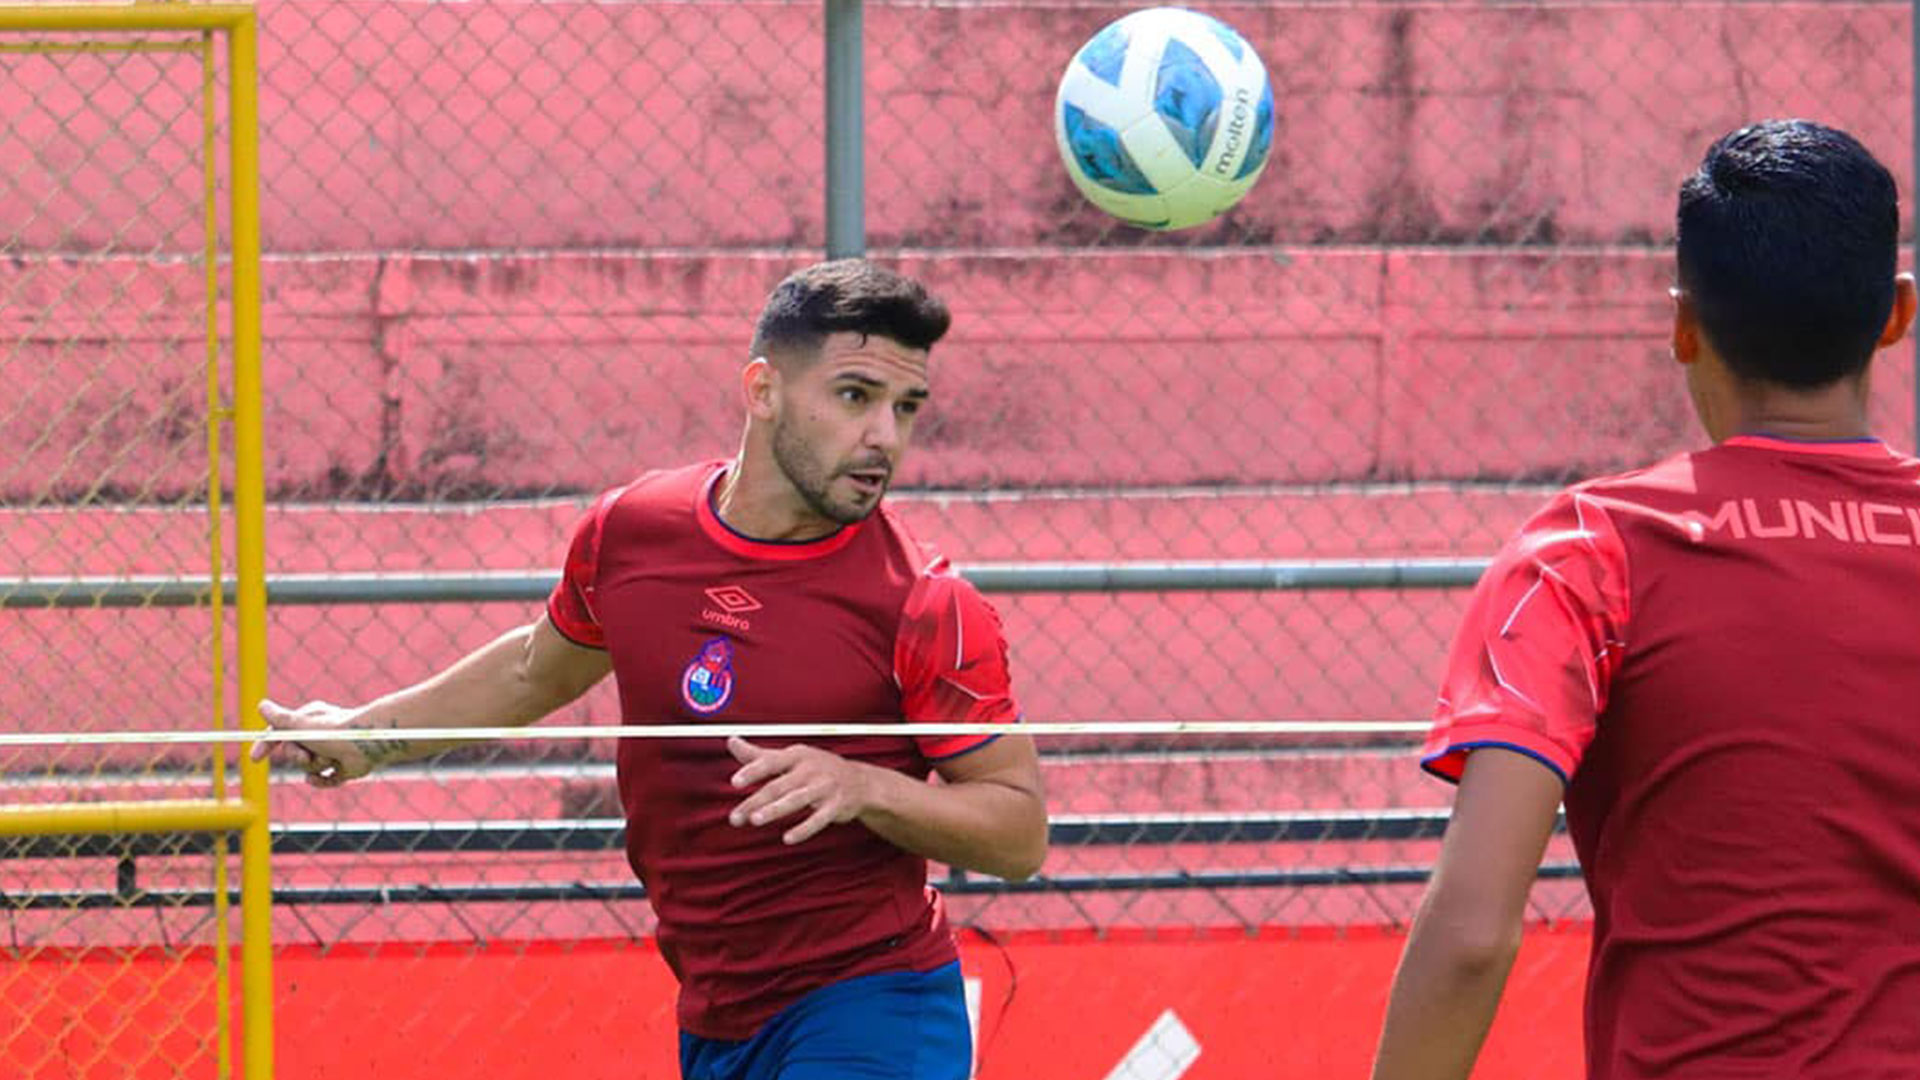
1426, 435, 1920, 1078
547, 461, 1020, 1040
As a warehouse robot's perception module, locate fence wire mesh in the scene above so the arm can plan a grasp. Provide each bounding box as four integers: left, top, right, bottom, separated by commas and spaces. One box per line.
3, 1, 1912, 1077
0, 18, 242, 1080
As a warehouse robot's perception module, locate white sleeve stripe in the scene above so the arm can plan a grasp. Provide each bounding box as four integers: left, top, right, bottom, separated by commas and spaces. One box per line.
1485, 647, 1544, 713
936, 675, 988, 701
951, 588, 965, 670
1535, 559, 1573, 589
1572, 493, 1603, 553
1498, 574, 1545, 639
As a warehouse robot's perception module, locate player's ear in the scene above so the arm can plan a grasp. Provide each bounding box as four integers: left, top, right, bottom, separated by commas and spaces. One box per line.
1877, 273, 1916, 349
1670, 286, 1702, 366
742, 357, 780, 421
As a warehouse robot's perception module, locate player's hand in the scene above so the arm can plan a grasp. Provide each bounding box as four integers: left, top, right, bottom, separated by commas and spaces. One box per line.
250, 698, 385, 788
726, 736, 875, 845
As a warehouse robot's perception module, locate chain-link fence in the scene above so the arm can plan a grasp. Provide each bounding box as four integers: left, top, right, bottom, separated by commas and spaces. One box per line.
0, 9, 263, 1078
4, 1, 1912, 1077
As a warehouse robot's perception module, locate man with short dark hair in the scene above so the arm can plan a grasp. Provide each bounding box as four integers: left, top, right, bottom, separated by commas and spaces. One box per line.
1370, 120, 1920, 1078
257, 259, 1047, 1080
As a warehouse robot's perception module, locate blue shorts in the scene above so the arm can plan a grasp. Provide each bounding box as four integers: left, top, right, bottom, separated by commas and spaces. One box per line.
678, 962, 970, 1080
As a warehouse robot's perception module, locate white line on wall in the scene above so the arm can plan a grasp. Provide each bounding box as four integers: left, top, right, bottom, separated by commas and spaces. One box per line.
1101, 1009, 1202, 1080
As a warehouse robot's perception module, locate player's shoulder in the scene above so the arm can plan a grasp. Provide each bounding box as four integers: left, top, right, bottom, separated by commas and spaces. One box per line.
1493, 452, 1711, 558
573, 460, 722, 550
867, 505, 999, 617
1578, 440, 1920, 504
598, 459, 722, 519
1544, 450, 1715, 528
608, 459, 722, 506
866, 502, 955, 579
892, 553, 1008, 678
1541, 442, 1920, 551
1567, 449, 1700, 501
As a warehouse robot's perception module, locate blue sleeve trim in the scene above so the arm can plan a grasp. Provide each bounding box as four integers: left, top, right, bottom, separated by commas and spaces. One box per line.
1421, 740, 1569, 787
926, 732, 1005, 762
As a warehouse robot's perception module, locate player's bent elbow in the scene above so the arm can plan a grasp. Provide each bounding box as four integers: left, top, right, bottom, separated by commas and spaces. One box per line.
962, 826, 1046, 882
999, 851, 1044, 883
1451, 931, 1520, 979
999, 826, 1049, 882
1423, 913, 1523, 980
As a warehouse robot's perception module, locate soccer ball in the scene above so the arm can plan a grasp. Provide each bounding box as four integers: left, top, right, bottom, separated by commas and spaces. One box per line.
1054, 7, 1274, 231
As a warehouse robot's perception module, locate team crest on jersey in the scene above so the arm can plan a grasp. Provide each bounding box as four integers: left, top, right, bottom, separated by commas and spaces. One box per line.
680, 637, 737, 715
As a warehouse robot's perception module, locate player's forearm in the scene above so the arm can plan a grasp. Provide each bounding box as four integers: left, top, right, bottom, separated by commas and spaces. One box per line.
1369, 921, 1518, 1080
857, 767, 1048, 881
354, 624, 581, 766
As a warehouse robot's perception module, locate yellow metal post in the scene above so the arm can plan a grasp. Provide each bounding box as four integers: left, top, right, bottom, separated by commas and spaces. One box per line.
201, 25, 236, 1079
227, 9, 275, 1079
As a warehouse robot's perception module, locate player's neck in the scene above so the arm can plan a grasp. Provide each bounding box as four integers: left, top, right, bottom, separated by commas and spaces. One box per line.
1723, 384, 1874, 444
711, 456, 844, 543
1697, 362, 1875, 444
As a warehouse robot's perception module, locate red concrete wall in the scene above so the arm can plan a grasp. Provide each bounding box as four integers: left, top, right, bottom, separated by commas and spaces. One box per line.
4, 926, 1593, 1080
7, 248, 1914, 503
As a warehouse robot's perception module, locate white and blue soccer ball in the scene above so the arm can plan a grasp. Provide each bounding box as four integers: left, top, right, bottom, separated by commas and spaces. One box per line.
1054, 7, 1274, 231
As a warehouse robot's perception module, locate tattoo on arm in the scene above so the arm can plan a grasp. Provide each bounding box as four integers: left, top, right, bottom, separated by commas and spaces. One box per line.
360, 719, 411, 767
362, 738, 410, 766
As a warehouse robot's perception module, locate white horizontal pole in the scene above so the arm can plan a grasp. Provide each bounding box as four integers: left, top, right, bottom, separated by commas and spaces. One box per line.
0, 720, 1428, 748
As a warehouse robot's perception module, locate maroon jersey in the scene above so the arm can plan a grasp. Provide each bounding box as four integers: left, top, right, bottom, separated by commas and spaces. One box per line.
1425, 436, 1920, 1077
547, 460, 1020, 1040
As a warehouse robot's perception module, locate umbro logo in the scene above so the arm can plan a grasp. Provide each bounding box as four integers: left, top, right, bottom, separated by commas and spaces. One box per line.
704, 586, 762, 614
702, 585, 760, 631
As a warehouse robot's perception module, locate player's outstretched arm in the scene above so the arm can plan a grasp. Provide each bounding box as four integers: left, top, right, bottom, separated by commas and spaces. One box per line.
251, 614, 612, 787
1369, 748, 1563, 1080
727, 734, 1048, 881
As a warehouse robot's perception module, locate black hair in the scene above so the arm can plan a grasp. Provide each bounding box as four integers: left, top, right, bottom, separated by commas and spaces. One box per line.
748, 259, 952, 361
1676, 119, 1900, 388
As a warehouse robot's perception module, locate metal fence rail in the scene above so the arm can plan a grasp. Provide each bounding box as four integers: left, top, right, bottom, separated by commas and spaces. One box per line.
0, 560, 1493, 609
3, 810, 1578, 911
8, 808, 1536, 858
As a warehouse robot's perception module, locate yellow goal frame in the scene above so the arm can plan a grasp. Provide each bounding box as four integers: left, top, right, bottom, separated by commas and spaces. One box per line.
0, 5, 270, 1077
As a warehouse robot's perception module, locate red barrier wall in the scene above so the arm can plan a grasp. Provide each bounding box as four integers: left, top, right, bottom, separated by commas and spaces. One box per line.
8, 249, 1914, 501
6, 925, 1592, 1080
